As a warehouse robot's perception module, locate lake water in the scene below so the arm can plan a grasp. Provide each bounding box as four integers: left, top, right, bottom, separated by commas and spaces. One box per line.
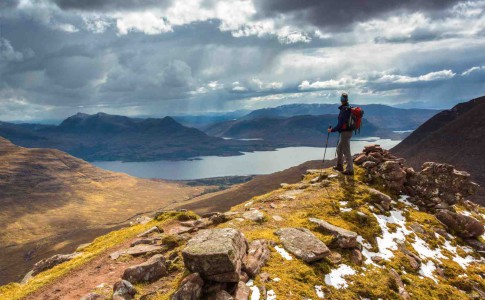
93, 138, 401, 180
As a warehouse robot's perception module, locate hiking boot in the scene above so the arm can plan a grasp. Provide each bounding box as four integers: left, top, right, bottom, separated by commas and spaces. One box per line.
342, 170, 354, 176
333, 165, 344, 172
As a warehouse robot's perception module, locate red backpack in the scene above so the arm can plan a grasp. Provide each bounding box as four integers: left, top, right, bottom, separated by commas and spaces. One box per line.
348, 106, 364, 134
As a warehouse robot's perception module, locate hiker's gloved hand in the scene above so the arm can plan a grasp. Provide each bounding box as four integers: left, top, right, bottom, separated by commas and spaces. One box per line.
327, 127, 332, 133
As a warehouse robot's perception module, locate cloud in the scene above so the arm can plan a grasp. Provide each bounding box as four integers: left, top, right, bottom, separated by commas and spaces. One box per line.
115, 11, 172, 35
461, 65, 485, 76
1, 0, 485, 120
375, 70, 456, 84
254, 0, 461, 29
0, 38, 24, 62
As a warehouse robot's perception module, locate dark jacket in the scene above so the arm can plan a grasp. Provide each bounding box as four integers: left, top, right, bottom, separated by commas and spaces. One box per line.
331, 103, 351, 132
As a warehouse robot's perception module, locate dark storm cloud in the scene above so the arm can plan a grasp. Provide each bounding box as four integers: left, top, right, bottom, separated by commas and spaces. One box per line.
1, 0, 484, 121
52, 0, 173, 11
0, 0, 19, 9
254, 0, 461, 29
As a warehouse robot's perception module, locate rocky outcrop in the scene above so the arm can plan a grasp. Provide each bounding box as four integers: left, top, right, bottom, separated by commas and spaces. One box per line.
354, 145, 407, 192
242, 239, 272, 277
182, 228, 248, 282
309, 218, 358, 248
172, 273, 204, 300
275, 227, 330, 262
113, 280, 136, 300
31, 252, 81, 276
406, 162, 479, 209
435, 210, 484, 238
122, 254, 167, 283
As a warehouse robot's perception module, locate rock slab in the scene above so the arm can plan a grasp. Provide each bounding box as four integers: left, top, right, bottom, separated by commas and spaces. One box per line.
122, 254, 167, 283
275, 227, 330, 262
309, 218, 358, 248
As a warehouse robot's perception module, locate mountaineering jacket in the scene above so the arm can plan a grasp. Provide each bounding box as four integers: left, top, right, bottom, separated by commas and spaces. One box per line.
331, 103, 352, 133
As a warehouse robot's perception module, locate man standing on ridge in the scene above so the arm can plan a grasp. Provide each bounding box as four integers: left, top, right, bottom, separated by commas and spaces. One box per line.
328, 92, 354, 175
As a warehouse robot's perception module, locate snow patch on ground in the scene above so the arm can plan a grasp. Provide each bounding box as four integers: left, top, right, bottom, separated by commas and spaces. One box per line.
324, 264, 356, 289
266, 290, 276, 300
275, 246, 293, 260
459, 210, 472, 217
372, 210, 411, 260
356, 205, 484, 278
419, 260, 438, 283
397, 194, 418, 209
250, 286, 260, 300
328, 174, 338, 178
340, 208, 352, 212
315, 285, 324, 298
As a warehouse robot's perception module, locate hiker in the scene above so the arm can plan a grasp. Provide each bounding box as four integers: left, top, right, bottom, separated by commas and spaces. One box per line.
328, 92, 354, 175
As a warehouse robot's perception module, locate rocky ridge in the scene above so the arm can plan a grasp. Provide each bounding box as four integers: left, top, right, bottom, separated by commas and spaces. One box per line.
1, 146, 484, 300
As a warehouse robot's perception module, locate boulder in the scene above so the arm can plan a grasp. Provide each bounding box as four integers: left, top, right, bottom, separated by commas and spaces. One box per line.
367, 188, 392, 211
233, 281, 251, 300
213, 290, 234, 300
362, 161, 377, 169
272, 215, 284, 222
389, 269, 410, 300
242, 239, 271, 277
137, 226, 161, 238
31, 252, 81, 276
172, 273, 204, 300
182, 228, 248, 282
435, 210, 485, 238
309, 218, 358, 248
242, 210, 265, 223
209, 213, 229, 225
354, 154, 369, 165
113, 280, 136, 300
275, 227, 330, 262
463, 238, 485, 253
350, 249, 363, 266
130, 237, 161, 247
110, 244, 164, 260
122, 254, 167, 283
80, 293, 107, 300
326, 251, 342, 265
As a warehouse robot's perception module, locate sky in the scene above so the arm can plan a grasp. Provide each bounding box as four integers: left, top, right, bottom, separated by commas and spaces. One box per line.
1, 0, 485, 121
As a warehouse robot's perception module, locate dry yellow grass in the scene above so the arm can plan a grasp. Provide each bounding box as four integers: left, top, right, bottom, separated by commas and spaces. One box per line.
0, 137, 212, 285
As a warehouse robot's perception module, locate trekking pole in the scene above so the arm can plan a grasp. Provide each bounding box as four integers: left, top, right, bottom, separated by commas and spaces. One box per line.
320, 125, 331, 179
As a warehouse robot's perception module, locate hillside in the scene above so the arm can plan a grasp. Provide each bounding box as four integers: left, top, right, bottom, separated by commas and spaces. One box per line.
0, 137, 216, 285
393, 96, 485, 205
2, 145, 484, 300
204, 115, 389, 147
241, 104, 439, 131
0, 113, 272, 161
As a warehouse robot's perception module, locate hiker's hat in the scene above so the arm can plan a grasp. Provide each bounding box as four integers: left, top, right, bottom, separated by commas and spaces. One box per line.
340, 92, 348, 102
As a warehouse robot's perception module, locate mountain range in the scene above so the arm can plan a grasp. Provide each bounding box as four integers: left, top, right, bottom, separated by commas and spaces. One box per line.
393, 95, 485, 205
239, 103, 439, 131
204, 114, 385, 147
0, 104, 439, 162
0, 113, 271, 162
